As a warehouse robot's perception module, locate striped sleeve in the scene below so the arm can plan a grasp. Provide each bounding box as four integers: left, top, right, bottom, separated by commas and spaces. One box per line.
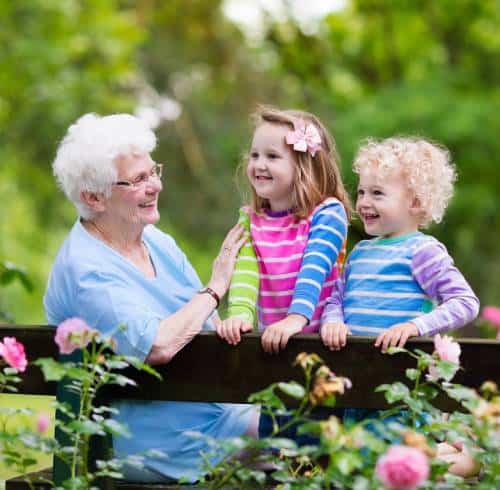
288, 201, 348, 320
409, 239, 480, 336
226, 208, 259, 328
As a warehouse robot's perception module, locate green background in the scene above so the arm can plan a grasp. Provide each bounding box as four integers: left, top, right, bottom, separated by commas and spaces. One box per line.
1, 0, 499, 331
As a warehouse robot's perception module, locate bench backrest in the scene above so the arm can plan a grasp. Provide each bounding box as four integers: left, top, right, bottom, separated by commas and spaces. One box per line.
3, 325, 499, 410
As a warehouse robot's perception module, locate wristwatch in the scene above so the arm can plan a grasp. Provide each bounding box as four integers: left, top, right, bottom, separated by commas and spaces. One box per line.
198, 287, 220, 308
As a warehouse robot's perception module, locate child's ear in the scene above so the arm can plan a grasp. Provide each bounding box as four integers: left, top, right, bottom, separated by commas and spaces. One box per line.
409, 196, 422, 216
80, 190, 107, 213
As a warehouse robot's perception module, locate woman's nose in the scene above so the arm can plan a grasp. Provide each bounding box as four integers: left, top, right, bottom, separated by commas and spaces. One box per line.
146, 178, 162, 193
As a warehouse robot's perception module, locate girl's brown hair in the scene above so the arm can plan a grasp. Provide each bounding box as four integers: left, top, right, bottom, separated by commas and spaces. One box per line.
242, 105, 352, 219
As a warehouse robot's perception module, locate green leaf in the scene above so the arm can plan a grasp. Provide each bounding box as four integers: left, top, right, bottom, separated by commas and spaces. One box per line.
104, 360, 129, 370
333, 451, 363, 475
387, 346, 407, 355
435, 360, 460, 382
443, 384, 479, 408
66, 367, 94, 382
405, 368, 419, 380
378, 382, 410, 404
277, 381, 306, 399
0, 261, 33, 292
68, 419, 105, 436
102, 419, 131, 437
108, 374, 136, 387
35, 358, 68, 381
122, 356, 162, 380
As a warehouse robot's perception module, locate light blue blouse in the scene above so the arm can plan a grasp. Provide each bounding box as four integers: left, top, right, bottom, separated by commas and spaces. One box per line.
44, 220, 253, 481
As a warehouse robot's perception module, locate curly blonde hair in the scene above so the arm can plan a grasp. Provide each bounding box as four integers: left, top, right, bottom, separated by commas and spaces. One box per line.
242, 105, 352, 219
353, 137, 456, 227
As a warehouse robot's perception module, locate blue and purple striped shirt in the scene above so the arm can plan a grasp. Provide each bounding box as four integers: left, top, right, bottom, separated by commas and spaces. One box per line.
321, 232, 479, 337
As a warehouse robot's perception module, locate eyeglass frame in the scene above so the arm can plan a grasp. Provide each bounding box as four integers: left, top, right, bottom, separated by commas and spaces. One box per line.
113, 163, 164, 188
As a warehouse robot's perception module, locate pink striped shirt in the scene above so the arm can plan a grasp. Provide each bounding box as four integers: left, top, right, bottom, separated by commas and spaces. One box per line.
249, 198, 348, 332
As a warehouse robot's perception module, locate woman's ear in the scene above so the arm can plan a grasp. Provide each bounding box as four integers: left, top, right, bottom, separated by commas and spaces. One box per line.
80, 190, 107, 213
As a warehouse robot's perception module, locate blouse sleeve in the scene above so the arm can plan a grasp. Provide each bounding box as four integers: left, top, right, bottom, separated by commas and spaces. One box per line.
76, 270, 162, 362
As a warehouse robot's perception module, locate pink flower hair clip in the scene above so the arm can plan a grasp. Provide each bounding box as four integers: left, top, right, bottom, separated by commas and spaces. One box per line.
285, 120, 322, 157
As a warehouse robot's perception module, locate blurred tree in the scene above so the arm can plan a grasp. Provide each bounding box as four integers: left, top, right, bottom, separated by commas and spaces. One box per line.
136, 0, 499, 315
1, 0, 499, 327
0, 0, 144, 321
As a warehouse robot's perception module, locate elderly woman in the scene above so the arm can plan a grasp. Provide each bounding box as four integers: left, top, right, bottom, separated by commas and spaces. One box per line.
43, 113, 257, 483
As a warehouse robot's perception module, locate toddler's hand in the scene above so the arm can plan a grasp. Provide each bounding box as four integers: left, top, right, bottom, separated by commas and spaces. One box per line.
321, 322, 349, 351
216, 317, 252, 345
261, 314, 306, 354
375, 322, 418, 352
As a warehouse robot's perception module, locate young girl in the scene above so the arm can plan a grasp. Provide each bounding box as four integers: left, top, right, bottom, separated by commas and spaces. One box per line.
320, 136, 479, 351
217, 106, 352, 354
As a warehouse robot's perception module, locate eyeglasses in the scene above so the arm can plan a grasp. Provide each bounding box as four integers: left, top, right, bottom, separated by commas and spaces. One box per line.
114, 163, 163, 189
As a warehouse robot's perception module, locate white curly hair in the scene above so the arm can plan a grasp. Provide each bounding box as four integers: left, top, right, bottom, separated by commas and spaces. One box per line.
52, 113, 157, 218
353, 137, 456, 227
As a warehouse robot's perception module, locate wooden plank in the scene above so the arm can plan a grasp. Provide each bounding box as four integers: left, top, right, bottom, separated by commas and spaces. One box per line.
1, 325, 499, 410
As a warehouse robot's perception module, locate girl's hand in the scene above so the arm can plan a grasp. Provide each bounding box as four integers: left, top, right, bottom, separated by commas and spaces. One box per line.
321, 322, 349, 351
374, 322, 418, 352
261, 314, 307, 354
208, 224, 246, 298
216, 317, 252, 345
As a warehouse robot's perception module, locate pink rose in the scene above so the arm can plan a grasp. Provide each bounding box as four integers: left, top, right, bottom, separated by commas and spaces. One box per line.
427, 334, 461, 381
55, 318, 95, 354
0, 336, 28, 372
482, 306, 500, 327
433, 334, 461, 364
36, 413, 50, 434
376, 445, 429, 490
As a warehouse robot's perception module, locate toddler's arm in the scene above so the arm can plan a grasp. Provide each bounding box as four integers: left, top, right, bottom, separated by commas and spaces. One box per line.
320, 274, 349, 350
409, 239, 479, 337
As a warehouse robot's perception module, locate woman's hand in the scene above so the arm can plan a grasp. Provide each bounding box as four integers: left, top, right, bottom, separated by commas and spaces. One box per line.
261, 314, 307, 354
321, 322, 349, 351
374, 322, 418, 352
207, 223, 246, 298
216, 316, 253, 345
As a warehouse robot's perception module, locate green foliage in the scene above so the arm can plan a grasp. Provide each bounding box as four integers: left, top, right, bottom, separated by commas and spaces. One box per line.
1, 0, 499, 323
0, 1, 144, 322
0, 261, 33, 322
202, 347, 499, 489
1, 328, 162, 488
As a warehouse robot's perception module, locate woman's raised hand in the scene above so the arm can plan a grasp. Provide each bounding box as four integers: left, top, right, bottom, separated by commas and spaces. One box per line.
207, 223, 246, 299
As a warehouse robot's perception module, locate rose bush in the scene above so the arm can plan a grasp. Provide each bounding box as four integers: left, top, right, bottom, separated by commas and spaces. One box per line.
201, 335, 499, 489
1, 318, 164, 489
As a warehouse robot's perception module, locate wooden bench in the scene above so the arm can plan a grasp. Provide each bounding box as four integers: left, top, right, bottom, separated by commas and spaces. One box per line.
3, 325, 499, 489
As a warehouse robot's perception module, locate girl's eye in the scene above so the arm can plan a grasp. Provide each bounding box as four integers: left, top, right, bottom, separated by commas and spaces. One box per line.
267, 153, 279, 159
250, 152, 259, 159
373, 190, 383, 196
357, 189, 364, 196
